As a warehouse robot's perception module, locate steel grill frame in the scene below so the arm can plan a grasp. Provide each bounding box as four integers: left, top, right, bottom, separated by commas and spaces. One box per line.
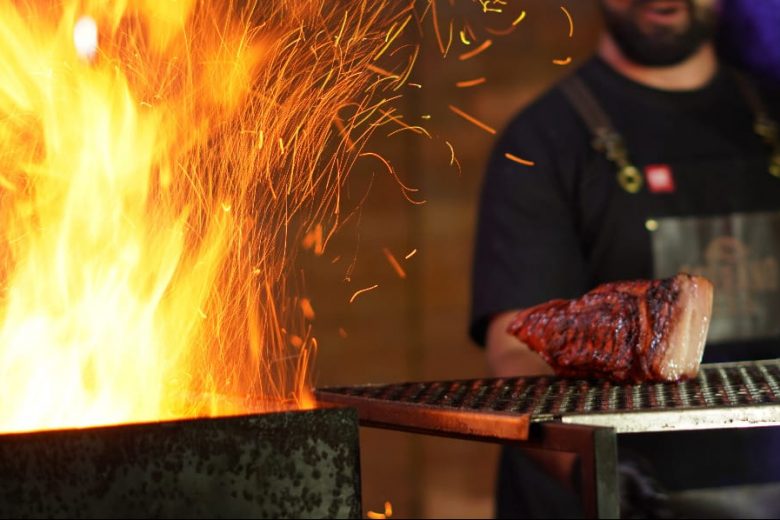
316, 359, 780, 518
315, 360, 780, 441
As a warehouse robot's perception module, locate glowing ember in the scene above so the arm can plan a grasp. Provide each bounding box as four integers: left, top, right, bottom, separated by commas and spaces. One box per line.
455, 77, 487, 88
504, 152, 535, 167
553, 56, 573, 66
458, 38, 492, 61
561, 6, 575, 38
367, 501, 394, 519
0, 1, 411, 433
382, 248, 406, 279
448, 104, 496, 135
349, 284, 380, 304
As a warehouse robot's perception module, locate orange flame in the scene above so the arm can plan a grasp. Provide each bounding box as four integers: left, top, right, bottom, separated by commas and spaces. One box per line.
0, 1, 411, 433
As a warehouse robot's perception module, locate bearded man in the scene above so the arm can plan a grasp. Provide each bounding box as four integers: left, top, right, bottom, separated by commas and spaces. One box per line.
470, 0, 780, 517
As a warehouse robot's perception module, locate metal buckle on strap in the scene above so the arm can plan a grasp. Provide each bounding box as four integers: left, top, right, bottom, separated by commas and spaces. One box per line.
618, 165, 643, 194
754, 114, 780, 178
770, 154, 780, 178
735, 71, 780, 179
593, 128, 644, 194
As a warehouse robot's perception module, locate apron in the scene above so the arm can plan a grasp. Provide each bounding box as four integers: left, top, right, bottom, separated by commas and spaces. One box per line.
651, 210, 780, 344
621, 155, 780, 353
562, 78, 780, 498
495, 76, 780, 520
561, 74, 780, 358
584, 153, 780, 498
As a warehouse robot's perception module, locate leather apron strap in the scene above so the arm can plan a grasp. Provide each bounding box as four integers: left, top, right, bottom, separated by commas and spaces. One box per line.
559, 75, 643, 194
561, 70, 780, 187
731, 71, 780, 177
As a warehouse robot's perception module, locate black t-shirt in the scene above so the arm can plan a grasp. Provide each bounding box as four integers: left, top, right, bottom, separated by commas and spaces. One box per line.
470, 56, 780, 498
471, 56, 780, 361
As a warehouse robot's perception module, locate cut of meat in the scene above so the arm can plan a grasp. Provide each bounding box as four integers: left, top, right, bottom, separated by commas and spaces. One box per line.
506, 274, 714, 382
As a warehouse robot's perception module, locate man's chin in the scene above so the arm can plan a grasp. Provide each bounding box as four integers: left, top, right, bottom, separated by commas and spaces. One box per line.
617, 32, 709, 66
602, 0, 717, 67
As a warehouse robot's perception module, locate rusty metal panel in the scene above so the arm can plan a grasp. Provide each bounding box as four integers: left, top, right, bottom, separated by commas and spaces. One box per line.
0, 407, 361, 519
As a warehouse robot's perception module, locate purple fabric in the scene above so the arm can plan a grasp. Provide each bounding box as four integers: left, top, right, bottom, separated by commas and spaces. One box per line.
717, 0, 780, 85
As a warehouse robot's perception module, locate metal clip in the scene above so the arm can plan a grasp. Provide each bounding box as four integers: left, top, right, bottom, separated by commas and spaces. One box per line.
755, 114, 778, 141
594, 128, 643, 194
752, 113, 780, 178
770, 153, 780, 178
617, 165, 643, 193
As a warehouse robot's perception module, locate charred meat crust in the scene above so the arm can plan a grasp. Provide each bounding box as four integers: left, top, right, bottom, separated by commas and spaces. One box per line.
507, 275, 686, 382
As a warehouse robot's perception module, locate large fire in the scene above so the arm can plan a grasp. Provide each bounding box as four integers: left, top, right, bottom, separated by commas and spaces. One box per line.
0, 0, 412, 432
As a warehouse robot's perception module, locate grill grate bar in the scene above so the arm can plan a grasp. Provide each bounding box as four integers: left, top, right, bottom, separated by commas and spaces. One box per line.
760, 364, 780, 399
316, 360, 780, 440
320, 360, 780, 416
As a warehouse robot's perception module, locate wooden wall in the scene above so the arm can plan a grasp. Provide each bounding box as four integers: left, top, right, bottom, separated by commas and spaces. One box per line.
304, 2, 602, 517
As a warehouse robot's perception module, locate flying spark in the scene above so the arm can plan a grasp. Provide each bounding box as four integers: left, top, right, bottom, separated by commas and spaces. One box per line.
505, 152, 535, 166
455, 77, 487, 88
561, 6, 574, 37
459, 39, 492, 61
349, 284, 380, 303
448, 105, 496, 135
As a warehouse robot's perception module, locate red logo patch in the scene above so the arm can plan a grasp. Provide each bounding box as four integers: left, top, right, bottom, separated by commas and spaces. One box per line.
645, 164, 675, 193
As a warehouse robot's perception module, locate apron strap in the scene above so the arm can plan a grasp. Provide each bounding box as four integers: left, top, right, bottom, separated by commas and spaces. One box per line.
559, 75, 643, 193
731, 70, 780, 177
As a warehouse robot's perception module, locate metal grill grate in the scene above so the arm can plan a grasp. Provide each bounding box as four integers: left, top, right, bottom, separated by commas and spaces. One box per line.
315, 360, 780, 441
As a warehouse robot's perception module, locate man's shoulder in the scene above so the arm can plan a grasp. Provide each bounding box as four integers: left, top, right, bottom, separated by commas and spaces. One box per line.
500, 59, 601, 144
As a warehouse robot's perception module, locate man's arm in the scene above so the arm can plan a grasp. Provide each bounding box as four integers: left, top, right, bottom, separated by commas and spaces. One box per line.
470, 89, 589, 371
485, 310, 553, 377
486, 311, 574, 486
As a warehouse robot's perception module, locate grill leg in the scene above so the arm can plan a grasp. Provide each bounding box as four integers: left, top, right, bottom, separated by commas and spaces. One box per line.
522, 422, 619, 519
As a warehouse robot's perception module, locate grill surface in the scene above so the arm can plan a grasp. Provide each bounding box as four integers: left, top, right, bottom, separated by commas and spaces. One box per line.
316, 359, 780, 440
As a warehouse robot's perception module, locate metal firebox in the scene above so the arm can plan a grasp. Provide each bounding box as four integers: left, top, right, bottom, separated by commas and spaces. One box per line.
316, 359, 780, 518
0, 406, 361, 519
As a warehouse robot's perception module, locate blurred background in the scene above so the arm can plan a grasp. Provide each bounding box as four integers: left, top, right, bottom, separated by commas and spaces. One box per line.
299, 1, 603, 517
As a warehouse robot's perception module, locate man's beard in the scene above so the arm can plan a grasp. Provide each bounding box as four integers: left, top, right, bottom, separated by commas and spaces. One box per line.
601, 0, 718, 66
